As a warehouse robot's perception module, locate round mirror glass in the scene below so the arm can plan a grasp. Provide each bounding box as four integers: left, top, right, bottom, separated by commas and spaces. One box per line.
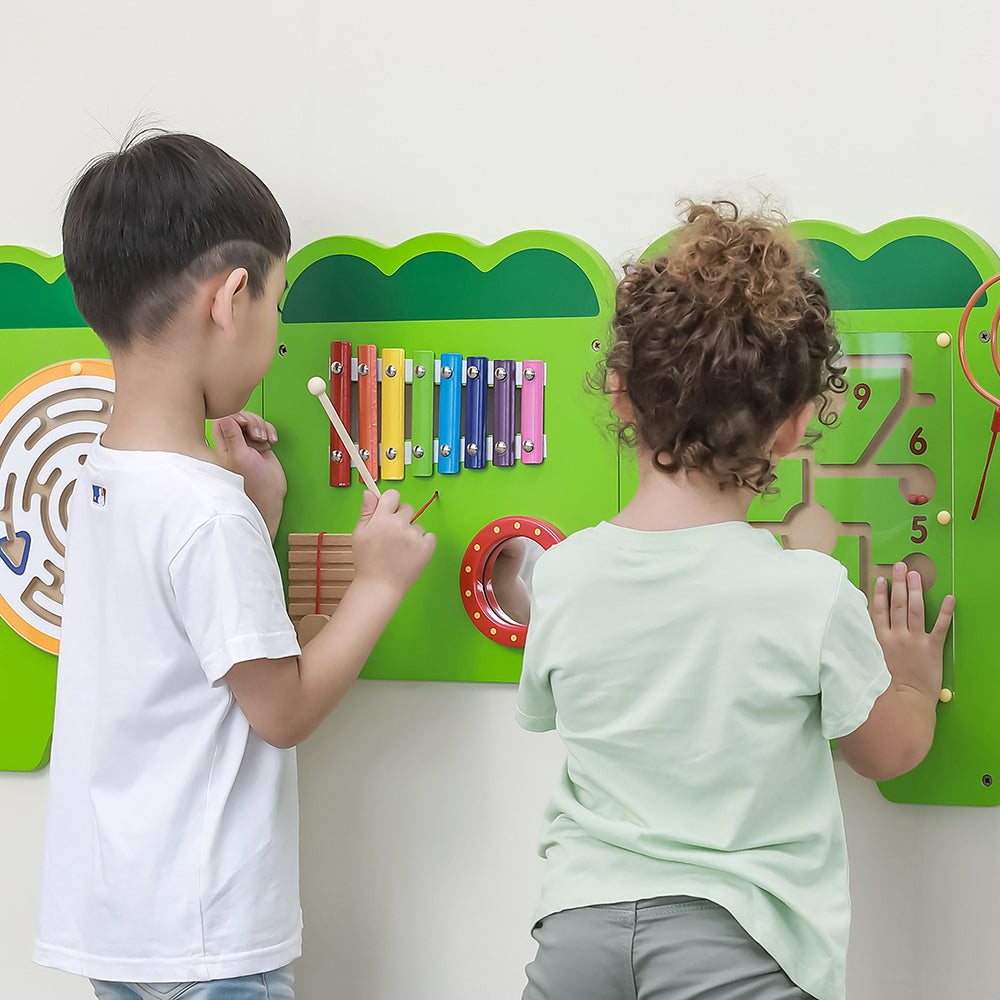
483, 537, 546, 626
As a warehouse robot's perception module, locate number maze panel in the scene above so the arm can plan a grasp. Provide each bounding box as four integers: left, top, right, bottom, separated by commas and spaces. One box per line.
747, 325, 963, 806
750, 331, 953, 679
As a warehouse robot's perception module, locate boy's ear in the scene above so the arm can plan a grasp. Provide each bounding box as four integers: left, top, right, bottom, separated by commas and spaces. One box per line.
609, 370, 634, 423
772, 402, 816, 457
209, 268, 250, 335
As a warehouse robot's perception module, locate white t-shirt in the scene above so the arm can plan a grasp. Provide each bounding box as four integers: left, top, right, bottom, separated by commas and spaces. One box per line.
34, 441, 302, 982
516, 520, 892, 1000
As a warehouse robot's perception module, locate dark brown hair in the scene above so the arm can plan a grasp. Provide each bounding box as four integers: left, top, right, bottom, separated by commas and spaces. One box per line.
63, 131, 291, 349
600, 200, 846, 493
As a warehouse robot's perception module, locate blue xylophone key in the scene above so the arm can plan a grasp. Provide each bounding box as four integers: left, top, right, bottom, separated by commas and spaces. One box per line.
439, 352, 462, 474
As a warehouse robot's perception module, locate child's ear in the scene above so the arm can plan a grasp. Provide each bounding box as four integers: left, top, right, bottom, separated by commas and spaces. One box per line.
771, 402, 816, 457
209, 268, 250, 335
609, 371, 634, 423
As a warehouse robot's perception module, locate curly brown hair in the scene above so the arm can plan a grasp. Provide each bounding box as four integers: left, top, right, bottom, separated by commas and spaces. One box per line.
600, 200, 846, 493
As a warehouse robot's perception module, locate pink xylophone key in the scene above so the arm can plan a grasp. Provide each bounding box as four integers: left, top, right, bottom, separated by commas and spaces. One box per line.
520, 360, 545, 464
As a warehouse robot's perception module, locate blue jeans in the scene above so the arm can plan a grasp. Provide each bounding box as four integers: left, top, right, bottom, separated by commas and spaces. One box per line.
90, 965, 294, 999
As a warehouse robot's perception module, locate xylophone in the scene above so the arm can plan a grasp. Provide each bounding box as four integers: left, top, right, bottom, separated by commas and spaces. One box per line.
324, 345, 547, 486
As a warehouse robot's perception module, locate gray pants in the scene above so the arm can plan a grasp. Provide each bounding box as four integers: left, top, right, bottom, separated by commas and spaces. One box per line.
522, 897, 816, 1000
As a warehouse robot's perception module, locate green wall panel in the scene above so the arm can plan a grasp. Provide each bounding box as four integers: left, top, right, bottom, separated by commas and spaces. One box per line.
3, 221, 1000, 807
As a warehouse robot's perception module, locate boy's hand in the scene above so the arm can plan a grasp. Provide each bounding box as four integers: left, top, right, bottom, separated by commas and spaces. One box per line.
213, 411, 286, 541
871, 562, 954, 701
351, 489, 436, 595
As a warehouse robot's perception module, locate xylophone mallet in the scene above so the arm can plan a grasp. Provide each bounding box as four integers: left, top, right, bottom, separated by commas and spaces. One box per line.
307, 376, 380, 496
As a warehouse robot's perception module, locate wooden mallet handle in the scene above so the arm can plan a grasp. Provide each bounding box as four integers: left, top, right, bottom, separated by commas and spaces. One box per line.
307, 376, 380, 495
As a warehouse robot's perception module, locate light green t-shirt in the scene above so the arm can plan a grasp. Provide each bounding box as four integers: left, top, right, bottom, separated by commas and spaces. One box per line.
516, 520, 891, 1000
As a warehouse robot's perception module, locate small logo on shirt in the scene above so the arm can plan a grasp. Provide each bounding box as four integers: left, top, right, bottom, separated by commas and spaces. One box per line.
91, 484, 106, 507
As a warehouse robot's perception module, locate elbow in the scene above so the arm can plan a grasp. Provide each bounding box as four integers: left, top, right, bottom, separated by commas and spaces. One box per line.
880, 743, 933, 781
841, 687, 937, 781
847, 738, 933, 782
251, 719, 308, 751
264, 733, 300, 751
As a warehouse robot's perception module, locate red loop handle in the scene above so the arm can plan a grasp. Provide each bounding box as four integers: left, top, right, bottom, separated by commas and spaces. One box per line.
958, 272, 1000, 407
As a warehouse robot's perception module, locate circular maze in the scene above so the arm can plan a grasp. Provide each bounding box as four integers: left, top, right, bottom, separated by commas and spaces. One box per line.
0, 360, 114, 653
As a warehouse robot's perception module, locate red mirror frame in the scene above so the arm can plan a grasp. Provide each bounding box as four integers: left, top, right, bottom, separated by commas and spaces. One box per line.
459, 515, 564, 647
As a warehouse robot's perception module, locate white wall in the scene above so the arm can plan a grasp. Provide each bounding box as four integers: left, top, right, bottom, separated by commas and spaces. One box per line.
3, 1, 1000, 996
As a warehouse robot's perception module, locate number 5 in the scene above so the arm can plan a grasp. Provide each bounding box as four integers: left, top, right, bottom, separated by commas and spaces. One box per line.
911, 515, 928, 544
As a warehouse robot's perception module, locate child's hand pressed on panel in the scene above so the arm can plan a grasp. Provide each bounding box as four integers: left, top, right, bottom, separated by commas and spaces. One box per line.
351, 489, 436, 596
838, 562, 955, 781
871, 562, 954, 702
213, 411, 286, 541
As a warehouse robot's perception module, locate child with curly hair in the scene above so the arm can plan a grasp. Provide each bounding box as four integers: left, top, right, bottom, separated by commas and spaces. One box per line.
514, 202, 954, 1000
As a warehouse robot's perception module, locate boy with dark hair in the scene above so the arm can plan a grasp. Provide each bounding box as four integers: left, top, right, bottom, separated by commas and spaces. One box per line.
34, 132, 435, 1000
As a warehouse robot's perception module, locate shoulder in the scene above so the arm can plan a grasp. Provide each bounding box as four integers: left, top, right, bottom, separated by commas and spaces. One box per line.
87, 448, 258, 520
769, 541, 847, 583
722, 526, 859, 625
533, 525, 604, 577
742, 526, 846, 583
76, 448, 268, 556
169, 464, 260, 526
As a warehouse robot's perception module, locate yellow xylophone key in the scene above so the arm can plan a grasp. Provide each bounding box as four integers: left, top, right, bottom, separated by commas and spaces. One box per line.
381, 347, 405, 480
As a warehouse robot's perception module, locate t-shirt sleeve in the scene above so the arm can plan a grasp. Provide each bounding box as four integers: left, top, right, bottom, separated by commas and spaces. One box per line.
169, 513, 302, 686
514, 575, 557, 733
818, 568, 892, 740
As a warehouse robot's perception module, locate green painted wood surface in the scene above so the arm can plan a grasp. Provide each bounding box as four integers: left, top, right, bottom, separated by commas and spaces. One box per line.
3, 221, 1000, 807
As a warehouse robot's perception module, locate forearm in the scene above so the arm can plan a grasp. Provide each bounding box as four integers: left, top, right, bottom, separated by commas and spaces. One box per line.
239, 478, 284, 542
226, 487, 436, 748
287, 577, 405, 739
838, 683, 938, 781
256, 496, 283, 543
235, 576, 406, 748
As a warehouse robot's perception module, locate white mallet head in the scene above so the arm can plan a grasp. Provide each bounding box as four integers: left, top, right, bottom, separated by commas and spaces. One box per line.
307, 376, 327, 396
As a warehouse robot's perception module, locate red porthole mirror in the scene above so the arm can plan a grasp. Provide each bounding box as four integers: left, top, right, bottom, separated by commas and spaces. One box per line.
460, 516, 564, 647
